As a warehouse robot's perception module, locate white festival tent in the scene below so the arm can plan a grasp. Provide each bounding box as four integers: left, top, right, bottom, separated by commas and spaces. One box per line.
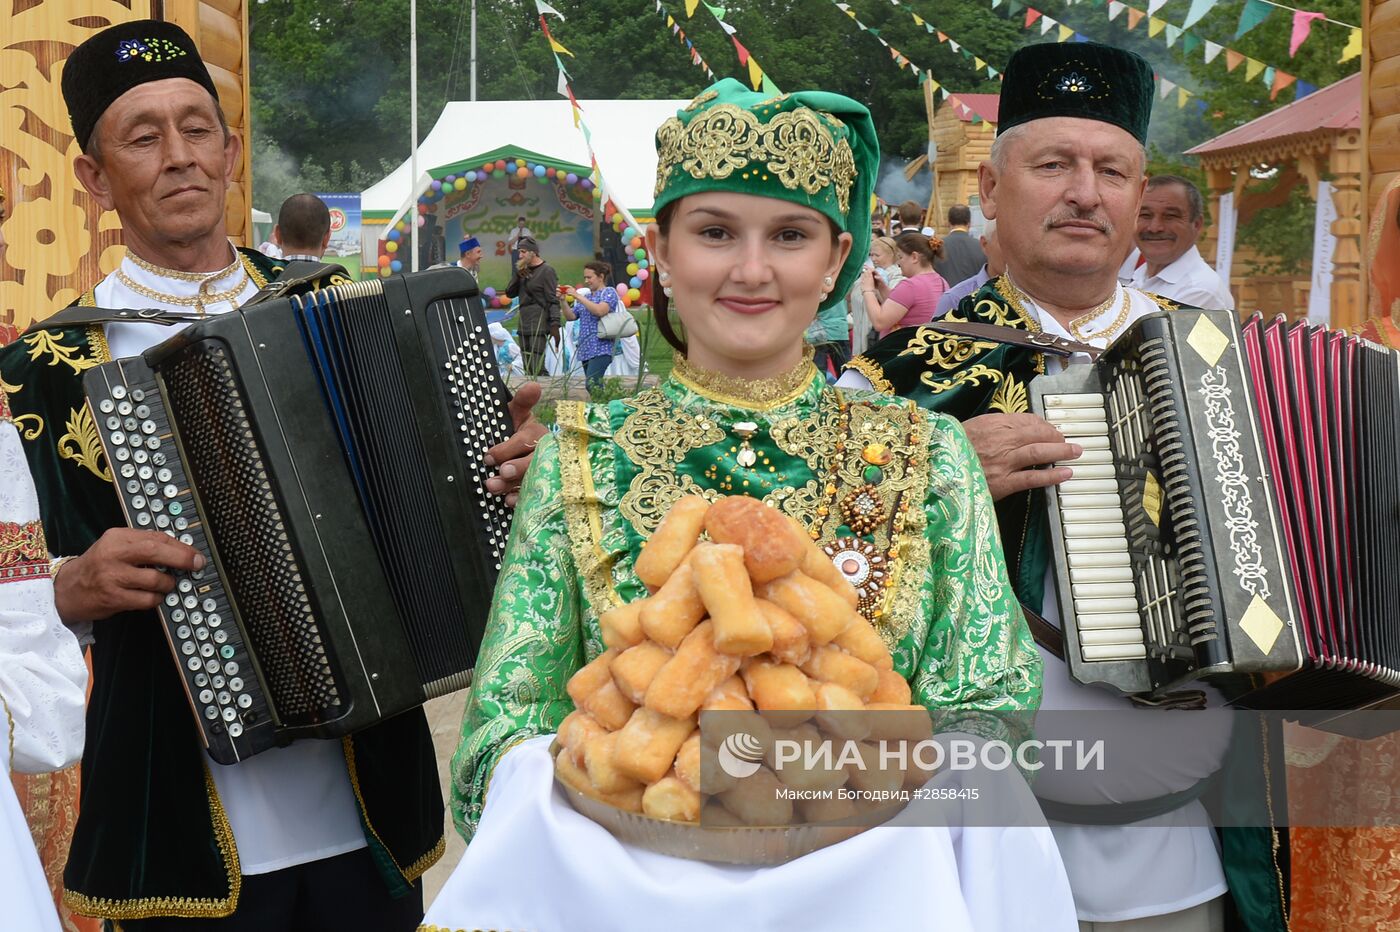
361, 97, 690, 234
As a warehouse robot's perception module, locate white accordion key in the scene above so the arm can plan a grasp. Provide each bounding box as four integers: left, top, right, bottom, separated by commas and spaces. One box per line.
1082, 643, 1148, 661
1072, 581, 1137, 599
1069, 565, 1134, 584
1059, 478, 1117, 495
1056, 421, 1109, 437
1046, 405, 1107, 423
1074, 596, 1141, 615
1063, 507, 1124, 523
1071, 449, 1114, 466
1043, 393, 1104, 407
1077, 611, 1143, 629
1060, 494, 1120, 510
1064, 521, 1127, 539
1080, 627, 1147, 646
1064, 464, 1115, 480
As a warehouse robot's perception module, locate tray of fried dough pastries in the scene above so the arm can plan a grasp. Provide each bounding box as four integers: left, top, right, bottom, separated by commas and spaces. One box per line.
552, 495, 926, 865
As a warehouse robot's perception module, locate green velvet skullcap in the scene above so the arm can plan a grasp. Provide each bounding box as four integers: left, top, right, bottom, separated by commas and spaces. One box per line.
997, 42, 1154, 144
653, 78, 879, 312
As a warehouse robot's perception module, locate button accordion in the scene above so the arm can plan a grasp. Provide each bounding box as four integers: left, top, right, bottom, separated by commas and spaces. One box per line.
1030, 308, 1400, 716
83, 268, 515, 763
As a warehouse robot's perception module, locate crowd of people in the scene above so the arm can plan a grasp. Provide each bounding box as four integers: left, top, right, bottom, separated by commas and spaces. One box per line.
1, 14, 1396, 932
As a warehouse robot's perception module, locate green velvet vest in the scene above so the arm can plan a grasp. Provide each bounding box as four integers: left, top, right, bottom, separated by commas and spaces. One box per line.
1, 249, 443, 921
846, 276, 1290, 932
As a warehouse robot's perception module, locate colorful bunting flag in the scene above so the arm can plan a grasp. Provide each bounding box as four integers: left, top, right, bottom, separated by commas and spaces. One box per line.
1040, 16, 1057, 34
1126, 7, 1145, 28
1108, 0, 1126, 19
1026, 8, 1043, 27
1058, 23, 1074, 40
1235, 0, 1272, 38
1263, 65, 1275, 85
1182, 32, 1202, 55
534, 0, 564, 18
1270, 70, 1297, 99
1204, 39, 1224, 63
685, 0, 699, 15
1339, 27, 1362, 62
1245, 57, 1265, 81
1177, 86, 1191, 107
1225, 48, 1245, 71
1158, 77, 1176, 99
1289, 10, 1325, 56
1148, 15, 1165, 36
1147, 0, 1168, 13
1181, 0, 1216, 29
1295, 79, 1316, 98
1165, 23, 1181, 46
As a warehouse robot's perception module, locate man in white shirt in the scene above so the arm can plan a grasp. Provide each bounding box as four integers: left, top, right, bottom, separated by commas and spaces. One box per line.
1130, 175, 1235, 311
841, 42, 1282, 932
0, 20, 545, 929
271, 192, 332, 262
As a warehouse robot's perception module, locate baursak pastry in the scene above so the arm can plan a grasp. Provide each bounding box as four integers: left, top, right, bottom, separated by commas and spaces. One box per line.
553, 493, 923, 828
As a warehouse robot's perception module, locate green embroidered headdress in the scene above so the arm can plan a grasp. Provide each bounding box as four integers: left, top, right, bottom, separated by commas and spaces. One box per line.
996, 41, 1155, 144
652, 78, 880, 312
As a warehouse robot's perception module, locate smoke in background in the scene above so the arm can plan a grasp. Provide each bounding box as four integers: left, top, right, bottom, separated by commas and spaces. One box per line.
875, 155, 932, 208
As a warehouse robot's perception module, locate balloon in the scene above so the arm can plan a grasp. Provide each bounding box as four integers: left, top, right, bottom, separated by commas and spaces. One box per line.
565, 172, 578, 185
628, 288, 641, 302
629, 276, 641, 289
415, 216, 425, 226
637, 269, 649, 281
514, 158, 525, 168
390, 260, 403, 272
482, 162, 494, 173
516, 166, 529, 178
627, 262, 639, 276
534, 164, 546, 177
493, 168, 505, 178
465, 170, 477, 182
495, 159, 507, 171
612, 212, 624, 224
629, 236, 642, 249
377, 254, 390, 267
634, 248, 647, 261
546, 167, 557, 178
483, 287, 496, 298
444, 174, 456, 183
454, 178, 466, 190
431, 180, 442, 191
638, 259, 649, 270
580, 178, 593, 190
380, 267, 393, 278
385, 241, 398, 253
618, 293, 630, 308
387, 229, 400, 241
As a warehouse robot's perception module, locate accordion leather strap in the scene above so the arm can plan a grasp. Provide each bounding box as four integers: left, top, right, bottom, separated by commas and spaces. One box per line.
1037, 772, 1219, 825
1023, 604, 1065, 659
25, 262, 344, 333
930, 320, 1103, 360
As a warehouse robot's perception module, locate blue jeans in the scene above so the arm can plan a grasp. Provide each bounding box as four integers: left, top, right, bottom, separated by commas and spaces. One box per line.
583, 354, 611, 396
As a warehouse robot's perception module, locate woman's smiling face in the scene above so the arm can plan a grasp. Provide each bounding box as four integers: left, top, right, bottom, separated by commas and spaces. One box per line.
648, 191, 850, 378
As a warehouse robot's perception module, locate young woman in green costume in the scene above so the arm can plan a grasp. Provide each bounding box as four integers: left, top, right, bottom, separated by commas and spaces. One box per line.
427, 79, 1066, 932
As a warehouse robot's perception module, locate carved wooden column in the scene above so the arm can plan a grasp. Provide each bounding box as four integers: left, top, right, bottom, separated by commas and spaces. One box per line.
1328, 129, 1365, 331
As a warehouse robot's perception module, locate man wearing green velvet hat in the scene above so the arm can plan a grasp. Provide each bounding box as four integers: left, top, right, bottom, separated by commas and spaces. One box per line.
0, 19, 545, 929
840, 42, 1286, 932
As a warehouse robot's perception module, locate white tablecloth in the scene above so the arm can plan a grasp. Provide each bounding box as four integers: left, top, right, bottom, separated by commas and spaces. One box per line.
422, 736, 1078, 932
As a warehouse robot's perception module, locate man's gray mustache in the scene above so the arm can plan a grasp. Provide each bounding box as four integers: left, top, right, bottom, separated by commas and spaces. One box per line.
1044, 214, 1112, 234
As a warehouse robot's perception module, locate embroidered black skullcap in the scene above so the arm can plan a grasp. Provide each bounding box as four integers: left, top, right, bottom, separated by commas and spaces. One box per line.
997, 42, 1154, 144
62, 20, 219, 152
516, 237, 540, 254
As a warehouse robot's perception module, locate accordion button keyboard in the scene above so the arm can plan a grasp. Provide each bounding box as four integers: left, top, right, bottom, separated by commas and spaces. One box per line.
1042, 391, 1147, 663
87, 363, 275, 764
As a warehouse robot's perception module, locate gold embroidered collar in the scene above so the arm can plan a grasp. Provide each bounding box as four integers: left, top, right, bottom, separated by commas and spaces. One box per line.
126, 247, 242, 284
669, 347, 818, 411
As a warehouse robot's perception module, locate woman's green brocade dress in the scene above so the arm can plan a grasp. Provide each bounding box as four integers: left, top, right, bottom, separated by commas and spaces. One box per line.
450, 353, 1041, 840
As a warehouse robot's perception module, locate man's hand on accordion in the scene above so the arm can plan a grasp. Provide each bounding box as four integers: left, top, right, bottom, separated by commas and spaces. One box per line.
962, 413, 1082, 502
484, 381, 547, 507
53, 528, 205, 623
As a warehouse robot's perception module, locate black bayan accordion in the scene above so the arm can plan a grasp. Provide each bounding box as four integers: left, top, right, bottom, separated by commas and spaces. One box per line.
83, 268, 515, 763
1030, 308, 1400, 716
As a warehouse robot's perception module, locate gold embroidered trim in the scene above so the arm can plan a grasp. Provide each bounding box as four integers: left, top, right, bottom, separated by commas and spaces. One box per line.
843, 356, 893, 395
990, 276, 1044, 333
669, 347, 817, 411
654, 103, 856, 213
615, 389, 726, 536
86, 324, 112, 364
22, 330, 101, 376
0, 520, 49, 580
341, 736, 445, 884
78, 287, 98, 308
987, 372, 1030, 414
58, 406, 111, 482
62, 764, 242, 919
1143, 289, 1181, 313
557, 402, 621, 614
126, 249, 242, 283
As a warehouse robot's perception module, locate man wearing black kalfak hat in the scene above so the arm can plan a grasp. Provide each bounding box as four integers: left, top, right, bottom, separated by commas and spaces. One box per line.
842, 41, 1282, 932
1, 19, 545, 929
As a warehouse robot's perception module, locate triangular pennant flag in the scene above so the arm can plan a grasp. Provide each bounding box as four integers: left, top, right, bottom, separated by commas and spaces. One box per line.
1148, 0, 1169, 13
1026, 8, 1043, 27
556, 69, 568, 97
732, 36, 750, 65
1148, 16, 1166, 37
1166, 24, 1182, 45
937, 31, 948, 42
1108, 0, 1126, 19
1204, 39, 1223, 62
702, 2, 726, 19
940, 87, 950, 99
1177, 86, 1191, 107
1008, 0, 1025, 13
1159, 77, 1176, 99
666, 14, 675, 26
717, 19, 736, 35
760, 73, 780, 95
1225, 48, 1245, 71
974, 56, 988, 70
1262, 65, 1275, 86
1270, 70, 1296, 99
988, 66, 1000, 78
1075, 32, 1091, 41
1041, 16, 1057, 34
1182, 33, 1202, 55
1235, 0, 1272, 38
534, 0, 564, 18
1295, 79, 1316, 98
1245, 57, 1265, 81
1127, 7, 1145, 29
747, 57, 763, 90
913, 13, 925, 26
1182, 0, 1217, 29
548, 36, 574, 57
685, 0, 699, 15
1289, 10, 1325, 56
1058, 24, 1074, 41
993, 0, 1004, 6
1340, 27, 1362, 62
950, 40, 963, 52
924, 22, 935, 32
